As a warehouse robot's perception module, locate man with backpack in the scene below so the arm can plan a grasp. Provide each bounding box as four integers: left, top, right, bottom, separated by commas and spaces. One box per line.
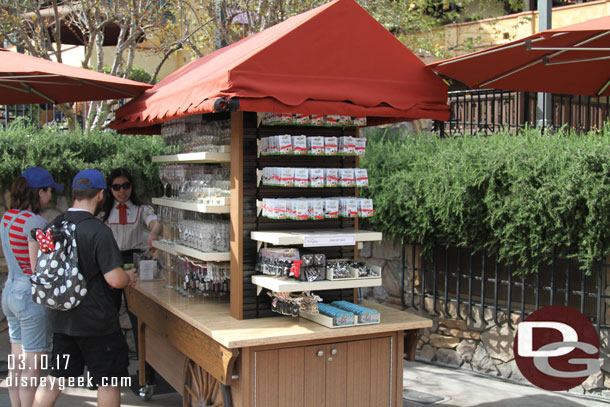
33, 169, 137, 407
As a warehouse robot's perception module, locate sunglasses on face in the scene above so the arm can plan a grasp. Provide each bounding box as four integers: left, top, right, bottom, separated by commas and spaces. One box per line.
111, 182, 132, 191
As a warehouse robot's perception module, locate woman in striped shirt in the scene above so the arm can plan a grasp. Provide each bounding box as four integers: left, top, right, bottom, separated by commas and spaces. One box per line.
1, 167, 62, 407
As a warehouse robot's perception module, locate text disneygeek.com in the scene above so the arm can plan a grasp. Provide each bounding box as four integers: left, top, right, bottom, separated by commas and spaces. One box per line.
7, 355, 131, 390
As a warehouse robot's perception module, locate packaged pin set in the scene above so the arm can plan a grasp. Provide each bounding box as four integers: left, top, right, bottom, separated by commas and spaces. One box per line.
260, 135, 366, 156
261, 112, 366, 127
261, 167, 368, 188
326, 259, 381, 280
317, 303, 355, 326
255, 248, 326, 282
330, 301, 380, 323
267, 291, 321, 317
261, 198, 374, 220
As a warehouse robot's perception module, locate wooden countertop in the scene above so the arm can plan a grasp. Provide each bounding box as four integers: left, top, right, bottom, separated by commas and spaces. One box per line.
130, 281, 432, 349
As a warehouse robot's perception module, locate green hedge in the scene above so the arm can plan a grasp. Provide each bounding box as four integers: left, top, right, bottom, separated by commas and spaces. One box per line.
361, 125, 610, 274
0, 119, 165, 199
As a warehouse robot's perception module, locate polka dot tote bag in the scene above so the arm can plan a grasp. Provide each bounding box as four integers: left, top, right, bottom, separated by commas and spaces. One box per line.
31, 217, 87, 311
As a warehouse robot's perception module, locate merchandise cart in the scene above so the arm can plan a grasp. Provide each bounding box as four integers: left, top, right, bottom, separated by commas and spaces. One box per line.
114, 1, 450, 406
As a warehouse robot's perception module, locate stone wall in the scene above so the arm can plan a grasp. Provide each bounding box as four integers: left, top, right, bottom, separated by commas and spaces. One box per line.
359, 239, 610, 399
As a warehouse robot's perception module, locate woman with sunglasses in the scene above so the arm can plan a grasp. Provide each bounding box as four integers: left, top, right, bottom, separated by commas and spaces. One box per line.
102, 168, 161, 299
101, 168, 161, 386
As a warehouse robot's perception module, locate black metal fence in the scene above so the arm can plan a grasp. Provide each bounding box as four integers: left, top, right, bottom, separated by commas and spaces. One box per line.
1, 104, 72, 129
439, 89, 610, 136
401, 244, 610, 335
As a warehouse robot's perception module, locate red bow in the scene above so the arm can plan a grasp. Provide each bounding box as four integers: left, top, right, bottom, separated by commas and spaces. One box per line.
35, 229, 55, 253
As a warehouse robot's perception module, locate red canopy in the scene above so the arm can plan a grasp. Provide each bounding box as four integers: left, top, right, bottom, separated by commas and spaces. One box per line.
0, 48, 151, 104
111, 0, 449, 133
427, 15, 610, 97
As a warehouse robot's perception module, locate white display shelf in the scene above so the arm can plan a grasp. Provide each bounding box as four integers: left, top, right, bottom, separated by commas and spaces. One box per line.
152, 197, 230, 213
250, 229, 382, 247
251, 275, 382, 295
153, 241, 230, 262
152, 150, 230, 164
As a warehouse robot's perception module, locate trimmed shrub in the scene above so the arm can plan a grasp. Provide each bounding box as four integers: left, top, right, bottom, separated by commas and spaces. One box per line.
361, 125, 610, 274
0, 119, 165, 199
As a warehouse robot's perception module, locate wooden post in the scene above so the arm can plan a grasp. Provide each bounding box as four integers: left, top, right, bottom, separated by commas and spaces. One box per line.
230, 111, 244, 320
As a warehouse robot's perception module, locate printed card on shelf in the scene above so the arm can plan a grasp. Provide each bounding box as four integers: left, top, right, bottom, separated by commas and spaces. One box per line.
278, 135, 293, 154
294, 168, 309, 188
354, 137, 367, 156
309, 168, 325, 188
310, 199, 325, 220
308, 136, 324, 155
294, 114, 311, 125
326, 115, 341, 126
358, 198, 375, 218
311, 114, 325, 125
293, 200, 309, 220
325, 136, 338, 155
325, 168, 339, 187
280, 167, 295, 187
292, 135, 307, 155
324, 199, 339, 219
355, 168, 369, 187
339, 168, 356, 187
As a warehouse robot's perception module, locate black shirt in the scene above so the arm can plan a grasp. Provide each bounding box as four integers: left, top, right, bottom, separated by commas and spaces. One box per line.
48, 211, 124, 336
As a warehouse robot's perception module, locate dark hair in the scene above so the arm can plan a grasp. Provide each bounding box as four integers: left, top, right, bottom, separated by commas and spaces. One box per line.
10, 176, 48, 214
72, 178, 102, 201
102, 168, 143, 222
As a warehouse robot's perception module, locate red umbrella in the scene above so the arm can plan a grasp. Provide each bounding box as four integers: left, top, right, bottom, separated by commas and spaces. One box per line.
427, 16, 610, 97
111, 0, 449, 133
0, 48, 151, 105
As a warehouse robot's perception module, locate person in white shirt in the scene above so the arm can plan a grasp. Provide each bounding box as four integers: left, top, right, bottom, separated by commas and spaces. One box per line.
101, 168, 161, 386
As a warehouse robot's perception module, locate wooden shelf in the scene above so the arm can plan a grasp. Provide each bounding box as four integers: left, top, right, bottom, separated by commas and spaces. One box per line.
152, 150, 230, 164
153, 241, 230, 262
251, 275, 382, 295
250, 229, 381, 247
152, 197, 230, 213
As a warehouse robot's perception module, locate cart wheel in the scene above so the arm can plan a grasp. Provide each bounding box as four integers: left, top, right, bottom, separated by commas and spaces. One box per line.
139, 385, 155, 402
183, 359, 228, 407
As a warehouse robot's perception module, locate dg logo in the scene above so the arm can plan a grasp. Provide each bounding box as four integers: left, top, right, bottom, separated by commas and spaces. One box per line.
514, 305, 601, 391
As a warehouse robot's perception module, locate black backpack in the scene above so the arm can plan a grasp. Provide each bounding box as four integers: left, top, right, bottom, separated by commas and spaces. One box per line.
31, 214, 87, 311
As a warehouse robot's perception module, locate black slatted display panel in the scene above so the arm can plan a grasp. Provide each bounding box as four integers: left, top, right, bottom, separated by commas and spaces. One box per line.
241, 112, 356, 319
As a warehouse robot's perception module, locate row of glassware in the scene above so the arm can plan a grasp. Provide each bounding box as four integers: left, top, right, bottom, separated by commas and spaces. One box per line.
160, 252, 230, 298
158, 208, 229, 253
158, 165, 230, 203
160, 116, 230, 154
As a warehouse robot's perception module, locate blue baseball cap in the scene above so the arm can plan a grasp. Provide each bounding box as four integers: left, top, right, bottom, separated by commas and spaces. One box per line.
72, 169, 106, 189
22, 167, 64, 191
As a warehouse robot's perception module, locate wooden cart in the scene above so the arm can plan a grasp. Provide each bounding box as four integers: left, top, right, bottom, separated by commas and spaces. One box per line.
125, 111, 432, 406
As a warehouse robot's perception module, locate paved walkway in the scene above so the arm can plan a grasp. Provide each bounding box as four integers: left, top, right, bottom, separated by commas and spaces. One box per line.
403, 360, 610, 407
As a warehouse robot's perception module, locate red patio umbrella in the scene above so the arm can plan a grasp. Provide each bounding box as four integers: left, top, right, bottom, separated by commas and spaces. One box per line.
427, 16, 610, 97
111, 0, 449, 133
0, 48, 151, 105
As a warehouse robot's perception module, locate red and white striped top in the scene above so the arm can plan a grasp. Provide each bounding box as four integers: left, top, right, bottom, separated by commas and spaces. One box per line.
2, 210, 34, 274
